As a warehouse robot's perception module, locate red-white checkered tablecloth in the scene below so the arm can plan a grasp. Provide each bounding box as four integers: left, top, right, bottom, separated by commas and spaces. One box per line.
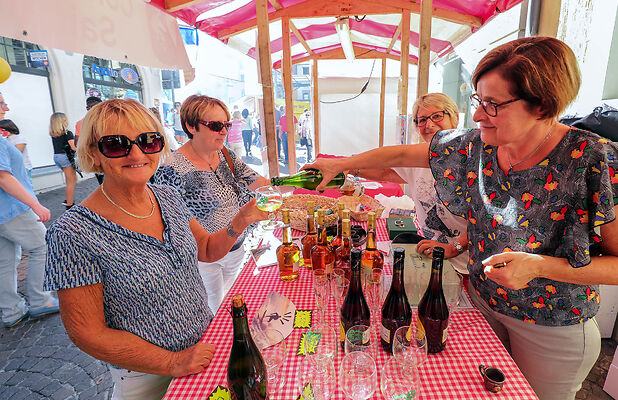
164, 220, 538, 399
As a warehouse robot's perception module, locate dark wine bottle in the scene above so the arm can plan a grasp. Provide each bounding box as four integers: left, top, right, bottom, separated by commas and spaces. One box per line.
227, 294, 269, 400
335, 218, 352, 281
270, 168, 345, 190
417, 246, 449, 353
380, 247, 412, 353
329, 203, 346, 251
340, 248, 371, 348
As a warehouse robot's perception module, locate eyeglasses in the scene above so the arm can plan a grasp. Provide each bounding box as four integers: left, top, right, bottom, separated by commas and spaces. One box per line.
199, 120, 232, 132
97, 132, 164, 158
470, 93, 520, 117
413, 110, 449, 127
0, 101, 8, 109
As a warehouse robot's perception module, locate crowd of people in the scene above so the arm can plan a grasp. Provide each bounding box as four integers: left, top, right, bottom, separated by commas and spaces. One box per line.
0, 36, 616, 400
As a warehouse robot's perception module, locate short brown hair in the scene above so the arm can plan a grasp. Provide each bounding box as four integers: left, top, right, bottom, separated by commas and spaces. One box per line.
412, 93, 459, 129
77, 99, 170, 174
472, 37, 580, 120
180, 95, 230, 139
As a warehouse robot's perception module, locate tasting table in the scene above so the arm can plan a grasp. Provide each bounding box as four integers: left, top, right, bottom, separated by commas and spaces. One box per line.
164, 219, 538, 399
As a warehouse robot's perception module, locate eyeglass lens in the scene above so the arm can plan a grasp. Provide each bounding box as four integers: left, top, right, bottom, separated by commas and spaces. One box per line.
98, 132, 164, 158
201, 121, 232, 132
415, 111, 445, 126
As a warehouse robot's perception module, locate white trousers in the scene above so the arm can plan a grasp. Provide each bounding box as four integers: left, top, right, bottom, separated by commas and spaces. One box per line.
109, 368, 172, 400
198, 242, 246, 313
468, 283, 600, 400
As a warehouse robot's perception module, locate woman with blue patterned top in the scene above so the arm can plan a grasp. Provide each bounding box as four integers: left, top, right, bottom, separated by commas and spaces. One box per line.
44, 99, 267, 400
154, 95, 271, 312
306, 37, 618, 400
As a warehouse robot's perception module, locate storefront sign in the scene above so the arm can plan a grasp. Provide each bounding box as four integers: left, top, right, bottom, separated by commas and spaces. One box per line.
91, 63, 118, 78
120, 67, 139, 84
28, 50, 49, 67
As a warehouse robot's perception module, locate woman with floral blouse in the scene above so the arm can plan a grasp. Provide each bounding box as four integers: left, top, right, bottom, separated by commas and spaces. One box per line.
306, 37, 618, 400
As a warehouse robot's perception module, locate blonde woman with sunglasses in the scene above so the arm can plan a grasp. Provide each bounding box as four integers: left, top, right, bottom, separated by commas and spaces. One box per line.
154, 95, 271, 313
44, 99, 267, 400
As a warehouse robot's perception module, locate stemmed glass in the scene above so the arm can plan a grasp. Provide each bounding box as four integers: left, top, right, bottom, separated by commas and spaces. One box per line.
297, 356, 336, 400
304, 323, 337, 366
381, 356, 422, 399
255, 185, 283, 230
392, 324, 427, 368
363, 268, 382, 345
345, 324, 374, 355
339, 351, 378, 399
444, 270, 463, 314
313, 270, 330, 324
254, 328, 287, 392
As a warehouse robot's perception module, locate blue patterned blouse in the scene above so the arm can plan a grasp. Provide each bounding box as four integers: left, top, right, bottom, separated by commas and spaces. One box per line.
44, 185, 213, 352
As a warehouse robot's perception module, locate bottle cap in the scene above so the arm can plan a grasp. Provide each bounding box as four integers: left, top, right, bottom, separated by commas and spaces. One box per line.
231, 294, 245, 308
317, 208, 325, 224
342, 219, 351, 236
338, 202, 345, 214
343, 209, 350, 219
307, 201, 315, 215
281, 208, 290, 223
393, 247, 405, 265
432, 246, 445, 259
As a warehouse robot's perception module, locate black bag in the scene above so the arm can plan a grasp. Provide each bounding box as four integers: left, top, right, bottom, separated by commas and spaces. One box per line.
64, 143, 83, 177
560, 104, 618, 141
300, 136, 307, 146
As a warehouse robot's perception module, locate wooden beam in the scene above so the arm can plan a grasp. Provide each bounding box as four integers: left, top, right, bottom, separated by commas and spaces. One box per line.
417, 0, 432, 98
387, 22, 402, 53
282, 17, 297, 173
379, 58, 386, 148
269, 0, 314, 55
274, 46, 417, 68
256, 0, 279, 178
312, 60, 320, 156
164, 0, 202, 13
218, 0, 481, 39
398, 11, 410, 118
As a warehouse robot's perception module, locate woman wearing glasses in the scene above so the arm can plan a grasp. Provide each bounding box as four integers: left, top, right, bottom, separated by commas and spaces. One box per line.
44, 99, 266, 399
154, 95, 270, 312
308, 37, 618, 400
338, 93, 469, 273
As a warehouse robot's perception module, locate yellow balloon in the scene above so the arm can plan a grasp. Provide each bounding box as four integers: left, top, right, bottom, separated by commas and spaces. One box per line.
0, 57, 11, 84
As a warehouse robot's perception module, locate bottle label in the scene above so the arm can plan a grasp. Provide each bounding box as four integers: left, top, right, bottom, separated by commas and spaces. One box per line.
442, 326, 448, 344
380, 324, 391, 343
340, 321, 346, 342
362, 328, 370, 344
292, 252, 300, 272
416, 316, 425, 341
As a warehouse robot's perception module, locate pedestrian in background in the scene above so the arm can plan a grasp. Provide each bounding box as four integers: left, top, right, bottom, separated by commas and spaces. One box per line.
49, 112, 77, 209
0, 119, 31, 179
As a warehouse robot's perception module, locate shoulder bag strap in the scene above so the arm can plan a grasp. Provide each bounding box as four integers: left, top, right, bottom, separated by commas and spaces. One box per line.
221, 146, 235, 177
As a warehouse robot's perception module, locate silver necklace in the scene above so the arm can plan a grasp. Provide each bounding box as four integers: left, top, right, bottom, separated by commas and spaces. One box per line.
101, 185, 155, 219
507, 122, 556, 172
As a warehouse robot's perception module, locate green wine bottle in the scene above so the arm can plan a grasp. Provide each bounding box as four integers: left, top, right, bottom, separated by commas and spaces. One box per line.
270, 168, 345, 190
227, 294, 269, 399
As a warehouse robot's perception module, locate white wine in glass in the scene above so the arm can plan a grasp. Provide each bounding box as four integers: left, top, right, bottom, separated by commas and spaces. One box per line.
255, 185, 283, 230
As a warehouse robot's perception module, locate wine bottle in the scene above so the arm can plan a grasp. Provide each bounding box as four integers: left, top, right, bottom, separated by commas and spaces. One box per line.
301, 201, 317, 268
361, 211, 384, 280
340, 248, 371, 348
335, 218, 352, 280
380, 247, 412, 353
417, 246, 449, 353
227, 294, 269, 399
310, 208, 335, 275
270, 168, 345, 190
277, 208, 300, 281
330, 205, 348, 251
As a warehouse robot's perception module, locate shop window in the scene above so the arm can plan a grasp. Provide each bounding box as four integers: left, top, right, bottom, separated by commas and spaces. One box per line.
83, 56, 142, 101
0, 37, 49, 76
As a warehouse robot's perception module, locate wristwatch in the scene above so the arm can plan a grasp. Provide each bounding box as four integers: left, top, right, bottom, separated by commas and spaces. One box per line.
226, 222, 241, 239
453, 241, 464, 255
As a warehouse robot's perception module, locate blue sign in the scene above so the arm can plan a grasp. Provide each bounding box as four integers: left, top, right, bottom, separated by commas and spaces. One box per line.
92, 63, 118, 78
124, 90, 139, 100
28, 50, 49, 67
120, 67, 139, 84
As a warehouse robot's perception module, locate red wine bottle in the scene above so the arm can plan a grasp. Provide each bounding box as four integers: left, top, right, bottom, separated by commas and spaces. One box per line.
339, 248, 371, 348
227, 295, 269, 399
380, 247, 412, 353
417, 246, 449, 353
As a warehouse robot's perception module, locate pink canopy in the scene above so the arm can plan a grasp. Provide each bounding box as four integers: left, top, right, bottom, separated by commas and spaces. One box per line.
149, 0, 524, 67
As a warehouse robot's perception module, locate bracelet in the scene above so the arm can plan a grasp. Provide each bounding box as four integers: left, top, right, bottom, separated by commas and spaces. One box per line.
226, 222, 241, 239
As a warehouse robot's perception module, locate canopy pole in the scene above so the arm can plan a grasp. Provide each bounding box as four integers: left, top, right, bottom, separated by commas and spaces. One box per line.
379, 58, 386, 147
312, 60, 320, 156
417, 0, 432, 98
398, 10, 411, 144
256, 0, 279, 177
282, 17, 297, 173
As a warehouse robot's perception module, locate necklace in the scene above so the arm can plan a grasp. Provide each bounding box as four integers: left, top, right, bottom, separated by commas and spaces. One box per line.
101, 185, 155, 219
507, 122, 556, 172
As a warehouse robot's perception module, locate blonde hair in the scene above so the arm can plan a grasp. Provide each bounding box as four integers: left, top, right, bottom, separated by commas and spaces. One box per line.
49, 112, 69, 137
180, 95, 231, 139
77, 99, 170, 174
412, 93, 459, 129
472, 37, 580, 120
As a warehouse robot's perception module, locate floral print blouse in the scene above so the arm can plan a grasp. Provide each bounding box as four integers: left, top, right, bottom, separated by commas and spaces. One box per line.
429, 128, 618, 326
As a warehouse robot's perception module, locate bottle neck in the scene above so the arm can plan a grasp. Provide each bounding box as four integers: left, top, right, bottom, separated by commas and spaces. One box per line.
336, 218, 343, 238
317, 223, 328, 245
428, 257, 444, 294
366, 230, 377, 250
306, 217, 316, 234
282, 223, 292, 244
391, 261, 405, 291
231, 306, 251, 338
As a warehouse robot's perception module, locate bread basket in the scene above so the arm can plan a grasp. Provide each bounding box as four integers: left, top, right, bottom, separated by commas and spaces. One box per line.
277, 194, 339, 232
338, 195, 385, 222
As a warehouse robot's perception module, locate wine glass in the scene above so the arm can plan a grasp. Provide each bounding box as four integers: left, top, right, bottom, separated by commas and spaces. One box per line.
297, 356, 336, 400
255, 185, 283, 230
339, 351, 377, 400
444, 270, 463, 314
255, 328, 287, 392
392, 325, 427, 368
345, 324, 374, 355
381, 356, 422, 399
304, 323, 337, 366
364, 268, 383, 314
313, 271, 330, 324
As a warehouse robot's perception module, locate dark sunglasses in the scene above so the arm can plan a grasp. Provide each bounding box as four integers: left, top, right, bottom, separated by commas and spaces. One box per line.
199, 120, 232, 132
97, 132, 164, 158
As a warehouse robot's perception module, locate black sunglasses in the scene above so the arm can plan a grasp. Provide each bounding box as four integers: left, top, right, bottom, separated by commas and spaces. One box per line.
97, 132, 165, 158
199, 120, 233, 132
